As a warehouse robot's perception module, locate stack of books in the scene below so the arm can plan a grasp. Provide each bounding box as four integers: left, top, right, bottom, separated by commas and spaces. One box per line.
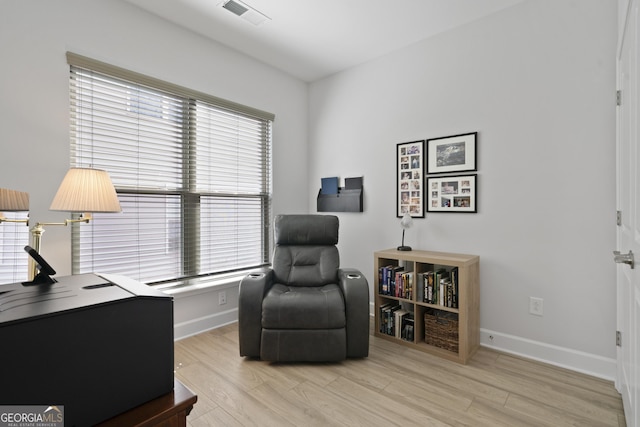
378, 302, 415, 341
417, 267, 458, 308
378, 265, 414, 299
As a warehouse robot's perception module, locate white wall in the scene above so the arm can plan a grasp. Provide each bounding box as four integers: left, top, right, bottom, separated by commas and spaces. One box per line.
0, 0, 308, 333
309, 0, 618, 379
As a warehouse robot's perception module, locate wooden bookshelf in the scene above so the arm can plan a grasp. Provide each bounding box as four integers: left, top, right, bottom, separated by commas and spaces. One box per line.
374, 248, 479, 364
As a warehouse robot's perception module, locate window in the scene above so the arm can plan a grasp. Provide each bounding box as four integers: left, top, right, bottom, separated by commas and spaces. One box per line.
67, 53, 273, 286
0, 213, 29, 285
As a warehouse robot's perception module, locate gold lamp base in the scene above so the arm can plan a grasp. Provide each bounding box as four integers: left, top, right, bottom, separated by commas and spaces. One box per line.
28, 214, 92, 280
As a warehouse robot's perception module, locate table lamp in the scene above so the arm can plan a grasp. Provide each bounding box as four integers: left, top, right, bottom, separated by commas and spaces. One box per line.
29, 167, 121, 279
0, 188, 30, 225
397, 212, 414, 251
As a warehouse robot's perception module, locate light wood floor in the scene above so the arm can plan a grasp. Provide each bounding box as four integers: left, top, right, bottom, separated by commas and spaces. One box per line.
174, 322, 626, 426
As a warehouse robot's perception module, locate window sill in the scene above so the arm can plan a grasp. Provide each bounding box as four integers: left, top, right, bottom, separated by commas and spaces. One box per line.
154, 268, 268, 297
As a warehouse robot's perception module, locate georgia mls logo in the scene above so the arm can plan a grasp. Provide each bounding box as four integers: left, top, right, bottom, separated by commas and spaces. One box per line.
0, 405, 64, 427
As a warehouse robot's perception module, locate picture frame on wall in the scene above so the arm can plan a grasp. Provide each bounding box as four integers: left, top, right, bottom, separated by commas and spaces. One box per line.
397, 140, 425, 218
427, 174, 477, 213
426, 132, 477, 174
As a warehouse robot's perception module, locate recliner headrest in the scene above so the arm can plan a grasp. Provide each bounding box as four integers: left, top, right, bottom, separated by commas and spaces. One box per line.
275, 215, 339, 245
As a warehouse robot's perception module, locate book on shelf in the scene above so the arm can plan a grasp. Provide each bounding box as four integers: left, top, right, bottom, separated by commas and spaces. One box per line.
379, 265, 405, 296
434, 269, 447, 306
394, 309, 410, 338
401, 315, 415, 342
440, 277, 450, 306
390, 265, 404, 297
395, 270, 403, 298
451, 267, 459, 308
379, 302, 389, 334
379, 265, 390, 294
423, 271, 434, 304
441, 277, 451, 307
379, 265, 394, 295
379, 302, 401, 336
396, 271, 413, 300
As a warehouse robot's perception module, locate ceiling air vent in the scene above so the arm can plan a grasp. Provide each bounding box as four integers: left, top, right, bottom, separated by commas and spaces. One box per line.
221, 0, 271, 26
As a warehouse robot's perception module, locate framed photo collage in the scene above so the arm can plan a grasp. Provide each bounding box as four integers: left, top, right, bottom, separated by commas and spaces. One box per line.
397, 132, 477, 217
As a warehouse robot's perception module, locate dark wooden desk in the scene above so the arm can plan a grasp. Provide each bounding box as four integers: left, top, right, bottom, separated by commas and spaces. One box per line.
96, 379, 197, 427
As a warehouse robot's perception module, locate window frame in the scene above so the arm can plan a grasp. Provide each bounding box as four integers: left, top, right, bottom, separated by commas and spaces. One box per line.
67, 53, 274, 288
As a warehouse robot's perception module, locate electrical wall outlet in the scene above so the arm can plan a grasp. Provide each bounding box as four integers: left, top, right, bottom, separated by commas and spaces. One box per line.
219, 290, 227, 305
529, 297, 543, 316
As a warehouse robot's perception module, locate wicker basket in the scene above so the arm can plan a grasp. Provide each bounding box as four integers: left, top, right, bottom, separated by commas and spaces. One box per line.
424, 309, 459, 352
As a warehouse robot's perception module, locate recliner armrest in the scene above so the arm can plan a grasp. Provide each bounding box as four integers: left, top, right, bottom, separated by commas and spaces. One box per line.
238, 269, 274, 357
338, 268, 370, 358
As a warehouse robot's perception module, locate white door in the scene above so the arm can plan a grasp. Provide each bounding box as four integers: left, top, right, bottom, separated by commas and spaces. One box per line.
617, 0, 640, 425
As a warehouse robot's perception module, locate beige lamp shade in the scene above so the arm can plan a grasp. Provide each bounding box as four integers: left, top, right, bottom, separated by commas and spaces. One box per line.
49, 167, 121, 213
0, 188, 30, 211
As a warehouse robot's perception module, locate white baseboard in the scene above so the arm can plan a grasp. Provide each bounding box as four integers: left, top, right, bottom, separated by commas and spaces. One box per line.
480, 328, 616, 381
174, 307, 238, 341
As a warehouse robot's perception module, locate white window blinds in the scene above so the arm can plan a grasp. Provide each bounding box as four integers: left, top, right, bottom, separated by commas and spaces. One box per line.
0, 214, 29, 285
67, 53, 273, 285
